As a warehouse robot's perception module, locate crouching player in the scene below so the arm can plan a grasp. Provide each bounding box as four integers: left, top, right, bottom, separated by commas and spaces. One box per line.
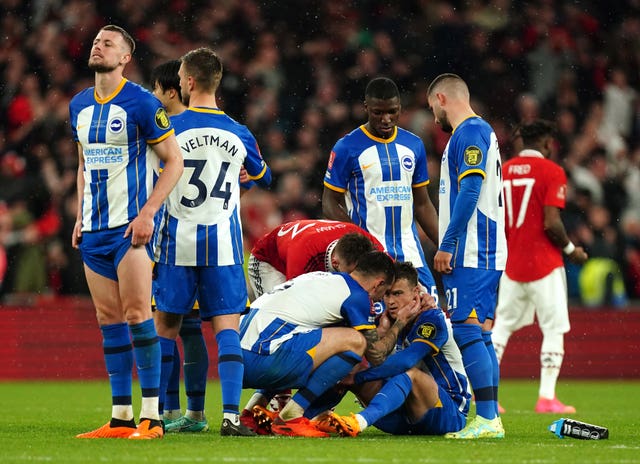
330, 262, 471, 436
239, 251, 422, 437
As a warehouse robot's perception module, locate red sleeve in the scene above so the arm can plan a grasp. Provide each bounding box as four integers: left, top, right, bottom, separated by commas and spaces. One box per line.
543, 164, 567, 209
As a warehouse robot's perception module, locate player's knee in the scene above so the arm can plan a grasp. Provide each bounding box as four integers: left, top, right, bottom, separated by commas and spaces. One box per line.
346, 330, 367, 355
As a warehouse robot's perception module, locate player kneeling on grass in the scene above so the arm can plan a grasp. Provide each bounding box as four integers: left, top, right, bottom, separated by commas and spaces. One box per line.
330, 262, 472, 437
239, 251, 422, 437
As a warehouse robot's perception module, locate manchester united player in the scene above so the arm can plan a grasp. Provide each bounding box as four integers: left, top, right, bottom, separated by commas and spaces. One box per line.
492, 120, 587, 414
247, 219, 384, 298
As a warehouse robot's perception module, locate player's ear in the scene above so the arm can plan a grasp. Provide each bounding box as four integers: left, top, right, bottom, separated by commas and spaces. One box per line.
374, 277, 388, 293
120, 53, 131, 66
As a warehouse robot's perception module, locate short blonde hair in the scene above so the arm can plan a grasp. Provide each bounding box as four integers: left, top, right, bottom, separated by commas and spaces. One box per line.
101, 25, 135, 54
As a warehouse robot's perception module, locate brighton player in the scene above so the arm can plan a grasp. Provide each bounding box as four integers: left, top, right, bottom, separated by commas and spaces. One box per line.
241, 219, 384, 429
149, 59, 210, 432
153, 47, 271, 436
492, 120, 587, 414
322, 77, 440, 302
427, 73, 506, 439
70, 25, 183, 439
330, 262, 470, 437
240, 251, 421, 437
247, 219, 384, 298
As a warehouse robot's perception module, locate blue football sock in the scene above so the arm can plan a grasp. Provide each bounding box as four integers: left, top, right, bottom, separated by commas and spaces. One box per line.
101, 322, 133, 407
158, 336, 177, 414
362, 372, 412, 426
453, 323, 496, 419
130, 319, 161, 400
293, 351, 362, 411
304, 387, 348, 419
483, 330, 500, 416
181, 317, 208, 412
216, 329, 243, 414
164, 344, 182, 412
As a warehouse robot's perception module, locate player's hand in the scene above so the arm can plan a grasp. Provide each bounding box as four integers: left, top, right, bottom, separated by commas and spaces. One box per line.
434, 250, 453, 274
239, 165, 250, 183
394, 295, 422, 324
71, 219, 82, 249
124, 211, 154, 247
418, 291, 439, 311
568, 246, 588, 265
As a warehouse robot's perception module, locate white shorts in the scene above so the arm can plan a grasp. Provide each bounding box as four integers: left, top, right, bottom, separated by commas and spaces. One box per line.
495, 266, 570, 334
247, 254, 286, 298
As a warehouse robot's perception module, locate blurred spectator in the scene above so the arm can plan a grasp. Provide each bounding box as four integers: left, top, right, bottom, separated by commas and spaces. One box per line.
0, 0, 639, 307
578, 205, 628, 308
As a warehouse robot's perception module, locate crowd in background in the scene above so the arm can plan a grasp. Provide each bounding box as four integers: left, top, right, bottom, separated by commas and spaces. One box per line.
1, 0, 639, 306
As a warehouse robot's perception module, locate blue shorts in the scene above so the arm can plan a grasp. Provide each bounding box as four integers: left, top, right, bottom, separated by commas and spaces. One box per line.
153, 263, 248, 319
79, 224, 154, 281
373, 384, 466, 435
242, 330, 322, 390
442, 267, 502, 323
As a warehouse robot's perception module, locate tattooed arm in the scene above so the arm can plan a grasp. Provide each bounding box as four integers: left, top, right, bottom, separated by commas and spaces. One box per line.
360, 296, 422, 366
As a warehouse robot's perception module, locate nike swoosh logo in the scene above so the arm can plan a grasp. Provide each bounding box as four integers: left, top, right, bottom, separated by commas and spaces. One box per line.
361, 163, 376, 170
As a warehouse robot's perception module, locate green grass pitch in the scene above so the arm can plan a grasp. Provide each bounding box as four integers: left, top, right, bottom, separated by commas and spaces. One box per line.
0, 379, 638, 463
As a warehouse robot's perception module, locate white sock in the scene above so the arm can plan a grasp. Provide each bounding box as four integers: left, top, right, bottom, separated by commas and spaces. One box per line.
278, 400, 304, 421
223, 412, 240, 425
163, 409, 182, 420
243, 392, 267, 411
539, 333, 564, 399
355, 414, 368, 431
140, 397, 160, 420
112, 405, 134, 421
185, 409, 205, 421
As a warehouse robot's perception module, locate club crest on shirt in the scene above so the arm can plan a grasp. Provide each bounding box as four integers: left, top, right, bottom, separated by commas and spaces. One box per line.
464, 146, 483, 166
155, 108, 171, 129
400, 155, 414, 172
108, 117, 124, 134
417, 322, 436, 339
557, 184, 567, 200
372, 301, 385, 317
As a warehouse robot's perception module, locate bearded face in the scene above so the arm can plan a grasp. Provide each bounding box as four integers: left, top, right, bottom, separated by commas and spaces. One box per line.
88, 60, 119, 73
428, 95, 453, 134
88, 30, 128, 74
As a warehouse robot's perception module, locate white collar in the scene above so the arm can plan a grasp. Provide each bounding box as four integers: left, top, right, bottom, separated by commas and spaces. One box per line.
325, 239, 339, 272
518, 149, 545, 158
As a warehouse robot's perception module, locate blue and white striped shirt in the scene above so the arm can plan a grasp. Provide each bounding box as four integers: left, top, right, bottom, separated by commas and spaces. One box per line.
324, 125, 434, 286
239, 272, 376, 354
438, 116, 507, 270
155, 107, 270, 266
69, 78, 174, 232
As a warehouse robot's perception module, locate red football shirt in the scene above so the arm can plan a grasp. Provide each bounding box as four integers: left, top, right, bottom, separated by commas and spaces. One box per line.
251, 219, 384, 279
502, 150, 567, 282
